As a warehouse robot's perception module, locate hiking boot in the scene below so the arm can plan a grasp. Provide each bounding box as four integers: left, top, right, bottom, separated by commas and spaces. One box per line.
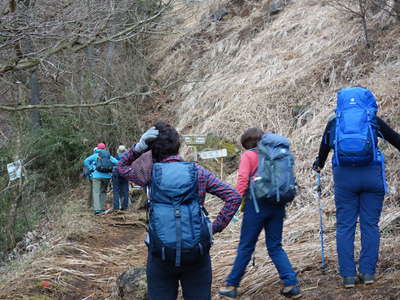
218, 286, 237, 299
358, 273, 375, 285
342, 276, 356, 288
281, 285, 302, 298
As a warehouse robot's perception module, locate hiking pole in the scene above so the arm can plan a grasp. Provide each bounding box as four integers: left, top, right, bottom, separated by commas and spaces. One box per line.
316, 171, 327, 273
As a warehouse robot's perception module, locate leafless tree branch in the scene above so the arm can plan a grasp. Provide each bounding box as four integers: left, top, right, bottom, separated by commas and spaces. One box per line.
0, 78, 183, 111
0, 6, 168, 74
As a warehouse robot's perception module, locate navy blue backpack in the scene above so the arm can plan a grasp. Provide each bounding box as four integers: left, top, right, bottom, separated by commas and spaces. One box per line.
146, 162, 212, 267
333, 87, 379, 167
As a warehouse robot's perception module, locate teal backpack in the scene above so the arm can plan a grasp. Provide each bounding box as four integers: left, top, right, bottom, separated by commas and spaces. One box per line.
250, 133, 296, 213
95, 150, 113, 173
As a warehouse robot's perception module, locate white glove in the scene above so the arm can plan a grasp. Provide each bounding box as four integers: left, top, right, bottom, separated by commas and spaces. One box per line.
134, 127, 159, 152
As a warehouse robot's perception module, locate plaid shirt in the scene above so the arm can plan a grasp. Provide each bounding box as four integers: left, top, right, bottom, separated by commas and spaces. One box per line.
116, 147, 241, 233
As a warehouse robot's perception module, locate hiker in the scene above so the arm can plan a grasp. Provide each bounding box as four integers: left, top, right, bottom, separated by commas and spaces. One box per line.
116, 121, 241, 300
218, 128, 301, 299
112, 145, 130, 211
82, 147, 98, 208
312, 86, 400, 288
83, 143, 118, 214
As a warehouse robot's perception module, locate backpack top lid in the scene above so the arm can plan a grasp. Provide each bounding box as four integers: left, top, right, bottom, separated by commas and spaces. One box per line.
151, 162, 198, 204
259, 133, 290, 148
258, 133, 291, 159
336, 87, 378, 114
97, 149, 110, 158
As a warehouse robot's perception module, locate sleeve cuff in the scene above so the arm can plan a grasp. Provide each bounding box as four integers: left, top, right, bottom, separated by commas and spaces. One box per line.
212, 222, 220, 234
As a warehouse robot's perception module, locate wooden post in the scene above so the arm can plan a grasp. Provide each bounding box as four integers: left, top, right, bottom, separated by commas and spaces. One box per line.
193, 146, 198, 162
220, 157, 224, 179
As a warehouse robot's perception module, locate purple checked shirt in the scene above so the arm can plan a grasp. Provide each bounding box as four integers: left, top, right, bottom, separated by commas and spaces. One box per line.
116, 147, 241, 233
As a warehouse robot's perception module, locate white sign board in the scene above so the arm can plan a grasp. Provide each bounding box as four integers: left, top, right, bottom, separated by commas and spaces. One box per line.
7, 160, 22, 181
199, 149, 227, 160
182, 134, 206, 145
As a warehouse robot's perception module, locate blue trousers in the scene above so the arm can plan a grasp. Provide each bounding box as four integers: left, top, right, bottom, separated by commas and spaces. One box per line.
226, 198, 298, 287
333, 165, 385, 277
112, 174, 129, 210
147, 252, 212, 300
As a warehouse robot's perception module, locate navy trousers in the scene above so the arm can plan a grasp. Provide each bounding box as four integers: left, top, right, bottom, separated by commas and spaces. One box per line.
226, 197, 298, 287
112, 174, 129, 210
147, 252, 212, 300
333, 164, 385, 277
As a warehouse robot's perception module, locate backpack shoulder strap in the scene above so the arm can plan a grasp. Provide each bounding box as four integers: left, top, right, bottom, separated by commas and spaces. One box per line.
247, 148, 259, 177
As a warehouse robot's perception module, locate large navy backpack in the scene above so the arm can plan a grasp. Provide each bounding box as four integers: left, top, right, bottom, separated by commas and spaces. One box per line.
249, 133, 296, 213
333, 87, 379, 167
147, 162, 212, 267
95, 150, 113, 173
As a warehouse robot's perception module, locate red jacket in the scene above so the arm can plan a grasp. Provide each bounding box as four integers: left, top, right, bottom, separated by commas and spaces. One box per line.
236, 150, 258, 196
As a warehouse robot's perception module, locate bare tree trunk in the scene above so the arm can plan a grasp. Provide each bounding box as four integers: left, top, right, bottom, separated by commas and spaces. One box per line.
359, 0, 371, 48
29, 71, 41, 129
94, 0, 117, 103
17, 0, 42, 128
5, 124, 23, 249
394, 0, 400, 21
85, 46, 96, 103
368, 0, 387, 14
9, 0, 16, 11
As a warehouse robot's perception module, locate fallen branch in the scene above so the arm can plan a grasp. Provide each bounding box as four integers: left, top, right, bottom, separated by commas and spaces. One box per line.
110, 222, 147, 228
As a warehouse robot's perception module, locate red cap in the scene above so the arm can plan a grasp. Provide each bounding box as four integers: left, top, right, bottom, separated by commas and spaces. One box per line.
97, 143, 106, 149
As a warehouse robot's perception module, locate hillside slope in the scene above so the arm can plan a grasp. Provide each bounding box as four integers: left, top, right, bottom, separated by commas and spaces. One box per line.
150, 0, 400, 200
148, 0, 400, 298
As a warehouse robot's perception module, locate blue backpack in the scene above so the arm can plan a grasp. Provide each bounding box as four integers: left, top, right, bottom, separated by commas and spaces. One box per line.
95, 150, 113, 173
249, 133, 296, 213
147, 162, 212, 267
333, 87, 378, 167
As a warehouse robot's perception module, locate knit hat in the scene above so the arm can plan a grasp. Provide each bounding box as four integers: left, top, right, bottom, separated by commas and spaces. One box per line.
97, 143, 106, 149
117, 145, 127, 154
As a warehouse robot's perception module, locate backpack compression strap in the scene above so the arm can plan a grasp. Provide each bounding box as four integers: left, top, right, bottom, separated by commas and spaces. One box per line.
175, 205, 182, 267
249, 148, 261, 213
258, 143, 281, 204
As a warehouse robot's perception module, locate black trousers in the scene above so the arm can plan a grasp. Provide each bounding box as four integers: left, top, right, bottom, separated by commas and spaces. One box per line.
146, 252, 212, 300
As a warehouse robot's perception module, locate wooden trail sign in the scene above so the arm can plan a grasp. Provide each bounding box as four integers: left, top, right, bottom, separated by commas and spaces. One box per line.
182, 134, 207, 161
198, 149, 227, 179
182, 134, 206, 145
198, 148, 227, 160
7, 160, 23, 181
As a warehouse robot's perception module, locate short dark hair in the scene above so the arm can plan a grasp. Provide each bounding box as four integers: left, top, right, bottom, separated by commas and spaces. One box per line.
149, 121, 181, 162
240, 128, 263, 150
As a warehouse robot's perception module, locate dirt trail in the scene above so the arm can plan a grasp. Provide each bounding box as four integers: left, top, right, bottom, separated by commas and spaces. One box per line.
0, 209, 148, 300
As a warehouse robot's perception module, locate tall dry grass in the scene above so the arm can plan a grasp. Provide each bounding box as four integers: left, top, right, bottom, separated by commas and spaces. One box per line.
149, 0, 400, 297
